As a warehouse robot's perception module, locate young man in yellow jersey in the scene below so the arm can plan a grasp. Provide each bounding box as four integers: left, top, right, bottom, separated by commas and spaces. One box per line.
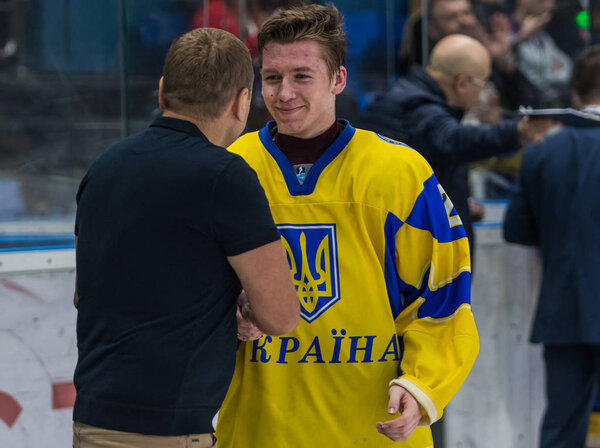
216, 4, 479, 447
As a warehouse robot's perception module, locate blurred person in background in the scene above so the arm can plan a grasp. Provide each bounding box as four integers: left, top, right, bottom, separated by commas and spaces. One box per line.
580, 0, 600, 45
215, 4, 479, 447
360, 34, 554, 265
504, 45, 600, 448
400, 0, 513, 73
593, 0, 600, 44
72, 27, 299, 448
494, 0, 574, 108
189, 0, 286, 57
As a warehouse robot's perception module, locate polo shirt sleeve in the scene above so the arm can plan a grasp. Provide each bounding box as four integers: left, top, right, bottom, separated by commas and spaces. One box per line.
74, 171, 90, 236
212, 156, 280, 256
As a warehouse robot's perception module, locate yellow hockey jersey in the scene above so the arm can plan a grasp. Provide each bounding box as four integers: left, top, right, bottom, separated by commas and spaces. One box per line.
216, 121, 479, 447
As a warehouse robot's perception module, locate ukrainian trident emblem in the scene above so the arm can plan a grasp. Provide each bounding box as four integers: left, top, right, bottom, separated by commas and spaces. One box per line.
277, 224, 340, 322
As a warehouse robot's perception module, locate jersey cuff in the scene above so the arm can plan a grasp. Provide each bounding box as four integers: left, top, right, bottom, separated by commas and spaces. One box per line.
389, 376, 438, 425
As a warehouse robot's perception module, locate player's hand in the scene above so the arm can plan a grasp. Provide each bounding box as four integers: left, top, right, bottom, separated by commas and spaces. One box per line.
375, 385, 422, 442
236, 291, 263, 341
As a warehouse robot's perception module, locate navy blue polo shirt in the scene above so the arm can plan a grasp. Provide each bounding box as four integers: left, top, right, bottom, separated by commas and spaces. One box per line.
73, 116, 280, 435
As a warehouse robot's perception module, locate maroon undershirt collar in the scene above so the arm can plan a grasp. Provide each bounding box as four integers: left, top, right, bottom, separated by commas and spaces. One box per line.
273, 121, 343, 165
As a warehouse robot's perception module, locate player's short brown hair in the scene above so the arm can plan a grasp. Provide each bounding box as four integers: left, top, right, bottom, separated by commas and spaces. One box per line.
257, 4, 346, 80
162, 28, 253, 120
572, 45, 600, 104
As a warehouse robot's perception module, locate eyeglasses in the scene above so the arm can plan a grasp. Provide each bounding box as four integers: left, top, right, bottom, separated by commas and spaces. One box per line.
467, 75, 489, 89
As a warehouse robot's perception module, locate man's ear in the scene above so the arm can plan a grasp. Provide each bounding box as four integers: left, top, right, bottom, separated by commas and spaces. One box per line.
158, 77, 166, 110
232, 87, 251, 122
332, 66, 347, 95
455, 73, 469, 92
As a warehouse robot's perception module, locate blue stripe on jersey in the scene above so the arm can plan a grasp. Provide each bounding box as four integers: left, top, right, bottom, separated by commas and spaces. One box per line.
384, 212, 424, 318
384, 212, 404, 318
405, 175, 467, 243
258, 120, 356, 196
417, 270, 472, 319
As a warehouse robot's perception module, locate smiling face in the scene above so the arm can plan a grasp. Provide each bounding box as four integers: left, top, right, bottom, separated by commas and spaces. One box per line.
260, 40, 346, 139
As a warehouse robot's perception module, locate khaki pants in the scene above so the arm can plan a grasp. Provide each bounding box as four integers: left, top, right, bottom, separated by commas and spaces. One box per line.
73, 422, 216, 448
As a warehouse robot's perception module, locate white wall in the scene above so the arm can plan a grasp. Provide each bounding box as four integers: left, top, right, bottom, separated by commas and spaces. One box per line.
445, 224, 545, 448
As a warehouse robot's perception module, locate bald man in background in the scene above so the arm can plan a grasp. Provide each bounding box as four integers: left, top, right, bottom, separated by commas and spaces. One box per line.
360, 34, 553, 259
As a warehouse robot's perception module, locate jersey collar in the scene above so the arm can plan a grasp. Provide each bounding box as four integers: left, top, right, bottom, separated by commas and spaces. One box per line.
258, 119, 355, 196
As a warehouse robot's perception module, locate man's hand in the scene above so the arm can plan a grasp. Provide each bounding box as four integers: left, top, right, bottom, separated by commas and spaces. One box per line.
471, 13, 512, 63
486, 13, 512, 62
236, 291, 263, 341
517, 12, 552, 43
517, 115, 558, 145
375, 385, 422, 442
468, 197, 486, 223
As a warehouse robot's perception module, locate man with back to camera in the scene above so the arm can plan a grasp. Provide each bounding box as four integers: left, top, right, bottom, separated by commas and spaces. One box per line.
215, 5, 479, 447
504, 45, 600, 448
72, 27, 299, 448
361, 34, 554, 262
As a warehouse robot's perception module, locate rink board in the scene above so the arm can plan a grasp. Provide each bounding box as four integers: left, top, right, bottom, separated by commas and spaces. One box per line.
0, 218, 547, 447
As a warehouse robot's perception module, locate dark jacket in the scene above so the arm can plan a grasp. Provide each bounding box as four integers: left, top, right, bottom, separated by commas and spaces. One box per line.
504, 126, 600, 344
359, 66, 520, 252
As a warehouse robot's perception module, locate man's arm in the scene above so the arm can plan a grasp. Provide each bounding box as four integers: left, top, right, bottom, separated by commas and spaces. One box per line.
503, 155, 540, 245
377, 169, 479, 440
228, 240, 299, 336
416, 107, 520, 164
364, 92, 552, 166
416, 105, 555, 165
212, 156, 300, 336
361, 91, 519, 164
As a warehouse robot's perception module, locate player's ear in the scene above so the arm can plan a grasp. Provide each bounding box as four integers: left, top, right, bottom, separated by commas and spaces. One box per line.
331, 67, 347, 95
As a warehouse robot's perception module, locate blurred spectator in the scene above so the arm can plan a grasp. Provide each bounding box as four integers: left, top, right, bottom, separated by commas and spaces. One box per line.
494, 0, 573, 108
359, 34, 554, 261
503, 45, 600, 448
190, 0, 260, 56
591, 0, 600, 44
400, 0, 512, 73
545, 0, 587, 57
189, 0, 310, 58
401, 0, 478, 69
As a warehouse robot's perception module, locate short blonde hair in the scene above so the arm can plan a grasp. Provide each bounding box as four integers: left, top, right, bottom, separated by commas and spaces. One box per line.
162, 28, 254, 120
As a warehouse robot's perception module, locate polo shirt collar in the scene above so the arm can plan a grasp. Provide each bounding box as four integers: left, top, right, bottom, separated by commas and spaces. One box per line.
150, 115, 208, 141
